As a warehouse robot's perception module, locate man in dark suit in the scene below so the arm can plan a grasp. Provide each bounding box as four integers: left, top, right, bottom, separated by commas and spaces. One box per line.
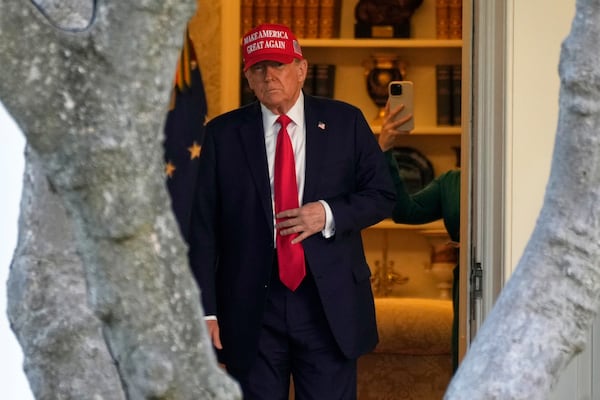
189, 23, 395, 399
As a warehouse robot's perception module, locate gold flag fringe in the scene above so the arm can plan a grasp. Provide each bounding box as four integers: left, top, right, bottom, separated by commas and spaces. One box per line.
170, 24, 197, 110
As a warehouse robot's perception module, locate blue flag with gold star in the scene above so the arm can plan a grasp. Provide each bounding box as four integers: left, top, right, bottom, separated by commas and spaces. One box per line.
164, 24, 207, 244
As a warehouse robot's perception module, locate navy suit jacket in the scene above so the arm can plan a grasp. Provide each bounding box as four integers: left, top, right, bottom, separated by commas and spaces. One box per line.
189, 94, 395, 371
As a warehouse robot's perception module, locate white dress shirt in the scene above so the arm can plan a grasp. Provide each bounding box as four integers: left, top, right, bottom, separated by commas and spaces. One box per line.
261, 92, 335, 242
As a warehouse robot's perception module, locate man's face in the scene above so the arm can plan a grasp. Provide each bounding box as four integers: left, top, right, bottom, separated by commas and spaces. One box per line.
244, 59, 307, 114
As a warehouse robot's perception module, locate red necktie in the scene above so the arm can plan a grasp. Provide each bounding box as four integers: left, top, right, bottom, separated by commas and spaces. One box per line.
274, 114, 306, 291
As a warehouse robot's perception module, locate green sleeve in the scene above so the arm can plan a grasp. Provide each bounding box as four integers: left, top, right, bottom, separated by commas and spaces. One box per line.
385, 151, 443, 224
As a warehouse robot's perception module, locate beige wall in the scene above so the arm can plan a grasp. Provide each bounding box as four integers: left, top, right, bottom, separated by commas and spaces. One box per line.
506, 1, 575, 274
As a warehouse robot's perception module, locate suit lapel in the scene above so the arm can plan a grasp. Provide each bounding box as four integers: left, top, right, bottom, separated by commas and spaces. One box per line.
238, 104, 274, 231
237, 97, 329, 226
303, 96, 328, 203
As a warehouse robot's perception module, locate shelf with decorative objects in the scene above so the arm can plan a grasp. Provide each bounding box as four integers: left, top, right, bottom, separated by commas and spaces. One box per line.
230, 0, 466, 142
372, 125, 461, 135
299, 38, 462, 48
368, 218, 446, 233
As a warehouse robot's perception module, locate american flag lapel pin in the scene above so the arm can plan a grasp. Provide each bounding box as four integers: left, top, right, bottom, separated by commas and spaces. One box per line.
318, 121, 326, 130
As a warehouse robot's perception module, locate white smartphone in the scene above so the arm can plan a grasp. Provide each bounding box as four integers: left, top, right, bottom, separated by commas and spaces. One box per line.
388, 81, 414, 131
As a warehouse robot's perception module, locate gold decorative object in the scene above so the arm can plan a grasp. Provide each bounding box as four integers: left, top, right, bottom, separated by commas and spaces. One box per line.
364, 53, 406, 125
354, 0, 425, 38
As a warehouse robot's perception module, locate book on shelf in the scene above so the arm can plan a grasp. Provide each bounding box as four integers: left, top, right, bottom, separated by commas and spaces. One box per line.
436, 64, 462, 126
292, 0, 306, 38
318, 0, 337, 38
305, 0, 320, 38
241, 0, 254, 34
239, 0, 341, 38
301, 64, 335, 98
436, 64, 452, 126
448, 0, 462, 39
313, 64, 336, 98
303, 64, 315, 95
253, 0, 267, 27
266, 0, 280, 24
435, 0, 450, 39
279, 0, 293, 28
451, 64, 461, 126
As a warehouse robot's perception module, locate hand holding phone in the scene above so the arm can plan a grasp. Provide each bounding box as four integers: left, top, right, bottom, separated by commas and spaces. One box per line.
388, 81, 414, 131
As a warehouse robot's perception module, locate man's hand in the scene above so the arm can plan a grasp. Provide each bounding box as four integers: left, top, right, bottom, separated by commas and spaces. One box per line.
276, 201, 325, 244
206, 319, 223, 350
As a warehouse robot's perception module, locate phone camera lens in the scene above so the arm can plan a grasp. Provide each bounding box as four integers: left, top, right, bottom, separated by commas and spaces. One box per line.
391, 84, 403, 96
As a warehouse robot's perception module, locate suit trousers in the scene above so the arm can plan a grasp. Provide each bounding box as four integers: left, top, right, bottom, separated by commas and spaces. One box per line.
228, 255, 357, 400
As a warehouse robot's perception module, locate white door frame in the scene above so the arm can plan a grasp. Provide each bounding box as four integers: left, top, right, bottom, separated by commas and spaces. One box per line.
467, 0, 507, 344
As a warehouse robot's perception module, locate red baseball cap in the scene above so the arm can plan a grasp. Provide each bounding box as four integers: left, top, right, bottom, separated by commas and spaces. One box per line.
241, 23, 303, 71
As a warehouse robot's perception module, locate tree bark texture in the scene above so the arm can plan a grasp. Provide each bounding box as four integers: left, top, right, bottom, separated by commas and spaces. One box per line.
1, 1, 241, 398
8, 147, 127, 400
446, 0, 600, 398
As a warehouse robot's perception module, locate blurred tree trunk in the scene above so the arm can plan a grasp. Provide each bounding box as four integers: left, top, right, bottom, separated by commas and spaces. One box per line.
446, 0, 600, 398
0, 1, 240, 399
8, 147, 128, 399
